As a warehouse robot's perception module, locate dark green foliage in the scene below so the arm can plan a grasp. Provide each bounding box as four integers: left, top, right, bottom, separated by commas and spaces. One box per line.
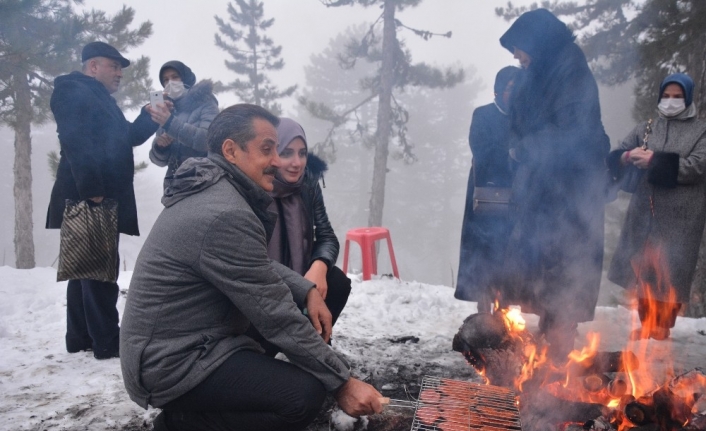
0, 1, 153, 123
320, 0, 422, 10
47, 149, 60, 180
134, 161, 148, 173
214, 0, 296, 115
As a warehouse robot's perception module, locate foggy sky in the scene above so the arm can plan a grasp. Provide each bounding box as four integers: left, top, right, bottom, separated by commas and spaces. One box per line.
82, 0, 540, 111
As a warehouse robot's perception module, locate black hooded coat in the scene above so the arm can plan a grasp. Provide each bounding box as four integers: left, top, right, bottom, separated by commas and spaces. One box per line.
455, 67, 518, 302
500, 9, 610, 323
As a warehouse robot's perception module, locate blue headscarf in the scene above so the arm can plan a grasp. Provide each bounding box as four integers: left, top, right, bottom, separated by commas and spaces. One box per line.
659, 73, 694, 107
499, 9, 575, 67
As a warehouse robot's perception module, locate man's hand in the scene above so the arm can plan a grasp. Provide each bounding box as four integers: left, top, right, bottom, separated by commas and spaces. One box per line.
155, 134, 174, 148
335, 378, 384, 417
304, 260, 329, 300
305, 287, 332, 343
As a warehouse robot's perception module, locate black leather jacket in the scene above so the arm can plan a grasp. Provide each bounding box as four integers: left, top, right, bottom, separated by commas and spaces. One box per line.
300, 154, 339, 268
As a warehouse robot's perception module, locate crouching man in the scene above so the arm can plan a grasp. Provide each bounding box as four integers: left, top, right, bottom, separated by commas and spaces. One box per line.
120, 104, 382, 431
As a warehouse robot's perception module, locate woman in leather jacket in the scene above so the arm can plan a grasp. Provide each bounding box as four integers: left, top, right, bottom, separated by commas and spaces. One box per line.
249, 118, 351, 356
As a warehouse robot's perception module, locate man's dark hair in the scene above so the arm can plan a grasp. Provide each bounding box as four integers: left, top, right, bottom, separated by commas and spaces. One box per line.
207, 104, 280, 155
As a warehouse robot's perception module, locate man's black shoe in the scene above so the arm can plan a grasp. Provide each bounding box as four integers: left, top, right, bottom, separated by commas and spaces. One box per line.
67, 345, 92, 354
93, 348, 119, 360
66, 336, 92, 353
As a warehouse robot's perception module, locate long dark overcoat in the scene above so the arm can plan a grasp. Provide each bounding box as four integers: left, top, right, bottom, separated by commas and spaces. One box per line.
503, 43, 610, 323
46, 71, 158, 236
455, 103, 514, 301
608, 117, 706, 303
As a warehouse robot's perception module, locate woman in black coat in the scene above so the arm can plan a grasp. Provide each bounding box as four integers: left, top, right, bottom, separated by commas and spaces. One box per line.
499, 9, 610, 361
455, 66, 519, 311
249, 118, 351, 356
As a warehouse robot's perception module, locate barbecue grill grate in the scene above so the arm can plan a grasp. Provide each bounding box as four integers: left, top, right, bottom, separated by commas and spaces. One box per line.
409, 376, 522, 431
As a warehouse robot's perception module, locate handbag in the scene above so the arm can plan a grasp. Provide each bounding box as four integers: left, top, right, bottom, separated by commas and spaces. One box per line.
471, 158, 512, 216
57, 199, 119, 283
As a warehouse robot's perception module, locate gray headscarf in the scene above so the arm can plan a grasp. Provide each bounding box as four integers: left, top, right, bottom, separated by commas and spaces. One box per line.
276, 117, 307, 155
267, 118, 312, 275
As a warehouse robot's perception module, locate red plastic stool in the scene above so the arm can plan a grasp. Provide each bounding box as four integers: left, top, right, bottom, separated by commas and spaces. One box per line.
342, 227, 400, 280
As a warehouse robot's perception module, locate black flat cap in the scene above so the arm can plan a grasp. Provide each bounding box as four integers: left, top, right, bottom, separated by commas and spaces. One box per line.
81, 41, 130, 68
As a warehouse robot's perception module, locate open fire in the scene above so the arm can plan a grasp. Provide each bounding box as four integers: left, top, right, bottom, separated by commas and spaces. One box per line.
453, 296, 706, 431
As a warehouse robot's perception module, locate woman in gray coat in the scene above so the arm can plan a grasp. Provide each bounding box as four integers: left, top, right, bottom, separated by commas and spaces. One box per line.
607, 73, 706, 340
147, 61, 219, 178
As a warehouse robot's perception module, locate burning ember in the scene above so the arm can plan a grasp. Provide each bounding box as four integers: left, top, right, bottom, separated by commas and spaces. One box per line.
452, 305, 706, 431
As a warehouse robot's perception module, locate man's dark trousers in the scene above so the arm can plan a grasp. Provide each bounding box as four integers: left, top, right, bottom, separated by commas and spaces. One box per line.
66, 250, 121, 358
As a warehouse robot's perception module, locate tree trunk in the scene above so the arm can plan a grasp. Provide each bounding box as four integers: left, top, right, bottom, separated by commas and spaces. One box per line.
367, 0, 396, 227
13, 71, 36, 269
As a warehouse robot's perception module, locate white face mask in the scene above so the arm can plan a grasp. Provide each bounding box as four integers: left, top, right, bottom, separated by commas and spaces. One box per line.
164, 80, 186, 100
658, 98, 686, 117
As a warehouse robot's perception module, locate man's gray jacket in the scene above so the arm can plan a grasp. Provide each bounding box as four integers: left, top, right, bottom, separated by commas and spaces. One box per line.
120, 154, 350, 409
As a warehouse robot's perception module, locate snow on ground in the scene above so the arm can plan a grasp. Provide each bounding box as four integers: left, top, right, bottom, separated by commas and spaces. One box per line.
0, 267, 704, 430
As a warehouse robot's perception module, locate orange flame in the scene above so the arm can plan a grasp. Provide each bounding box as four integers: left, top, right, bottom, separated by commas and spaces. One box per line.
501, 307, 526, 333
624, 242, 678, 401
466, 246, 702, 431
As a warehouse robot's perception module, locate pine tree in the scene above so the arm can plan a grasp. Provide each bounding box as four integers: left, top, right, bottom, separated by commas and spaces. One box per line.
214, 0, 296, 115
0, 0, 152, 268
296, 24, 481, 282
307, 0, 463, 228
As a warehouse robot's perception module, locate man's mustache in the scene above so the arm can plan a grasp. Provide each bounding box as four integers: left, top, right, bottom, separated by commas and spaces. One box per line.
264, 167, 278, 176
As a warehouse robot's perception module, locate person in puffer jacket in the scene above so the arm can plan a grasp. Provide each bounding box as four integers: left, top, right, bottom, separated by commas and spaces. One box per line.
147, 60, 220, 178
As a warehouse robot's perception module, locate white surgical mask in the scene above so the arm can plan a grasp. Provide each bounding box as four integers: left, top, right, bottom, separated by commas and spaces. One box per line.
658, 98, 686, 117
164, 80, 186, 100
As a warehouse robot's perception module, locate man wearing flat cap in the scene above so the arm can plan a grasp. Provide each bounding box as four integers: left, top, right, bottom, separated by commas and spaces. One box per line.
46, 41, 159, 360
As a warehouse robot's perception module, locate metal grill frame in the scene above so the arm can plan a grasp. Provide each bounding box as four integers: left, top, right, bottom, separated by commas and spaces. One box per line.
410, 376, 522, 431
